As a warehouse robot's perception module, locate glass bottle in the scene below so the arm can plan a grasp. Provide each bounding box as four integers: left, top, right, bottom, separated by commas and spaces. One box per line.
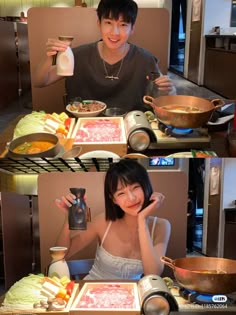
47, 246, 70, 278
68, 188, 88, 230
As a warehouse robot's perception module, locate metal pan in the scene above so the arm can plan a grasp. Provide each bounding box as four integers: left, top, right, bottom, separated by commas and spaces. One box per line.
143, 95, 225, 129
160, 256, 236, 294
8, 133, 61, 158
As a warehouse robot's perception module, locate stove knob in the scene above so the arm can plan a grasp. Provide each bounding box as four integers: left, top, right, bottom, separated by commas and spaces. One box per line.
158, 122, 172, 136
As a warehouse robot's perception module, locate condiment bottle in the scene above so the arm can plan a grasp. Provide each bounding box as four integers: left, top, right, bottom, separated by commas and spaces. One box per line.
47, 246, 70, 278
68, 188, 88, 230
56, 36, 74, 76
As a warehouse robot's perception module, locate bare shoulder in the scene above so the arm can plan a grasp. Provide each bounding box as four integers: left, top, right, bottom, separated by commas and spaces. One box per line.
151, 216, 170, 228
157, 217, 171, 228
152, 216, 171, 241
91, 212, 108, 232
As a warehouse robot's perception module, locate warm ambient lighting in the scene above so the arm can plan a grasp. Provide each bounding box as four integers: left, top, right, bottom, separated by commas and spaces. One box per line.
74, 0, 87, 7
51, 2, 71, 7
75, 0, 82, 6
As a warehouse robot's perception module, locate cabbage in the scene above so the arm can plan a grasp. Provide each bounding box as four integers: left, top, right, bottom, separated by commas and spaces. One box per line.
13, 111, 46, 139
1, 274, 47, 310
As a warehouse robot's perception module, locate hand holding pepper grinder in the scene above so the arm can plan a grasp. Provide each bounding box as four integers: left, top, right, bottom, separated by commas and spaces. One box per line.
68, 188, 88, 230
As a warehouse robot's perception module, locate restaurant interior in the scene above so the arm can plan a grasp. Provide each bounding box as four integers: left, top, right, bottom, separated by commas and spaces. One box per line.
0, 0, 236, 157
0, 1, 236, 313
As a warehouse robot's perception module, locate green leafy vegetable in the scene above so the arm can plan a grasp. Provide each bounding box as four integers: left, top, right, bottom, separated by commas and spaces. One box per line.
2, 274, 46, 310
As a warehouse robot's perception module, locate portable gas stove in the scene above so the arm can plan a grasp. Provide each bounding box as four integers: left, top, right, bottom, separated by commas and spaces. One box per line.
148, 120, 211, 150
169, 284, 236, 312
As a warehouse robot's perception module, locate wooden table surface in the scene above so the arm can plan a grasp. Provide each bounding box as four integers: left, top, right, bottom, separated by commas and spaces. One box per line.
0, 115, 232, 158
1, 280, 235, 315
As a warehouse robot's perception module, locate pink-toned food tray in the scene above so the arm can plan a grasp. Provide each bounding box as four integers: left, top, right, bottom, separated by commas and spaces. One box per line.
70, 282, 140, 315
71, 117, 127, 157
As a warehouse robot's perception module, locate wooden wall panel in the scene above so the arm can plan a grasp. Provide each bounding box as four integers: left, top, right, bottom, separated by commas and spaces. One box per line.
27, 7, 100, 113
17, 22, 31, 95
1, 192, 32, 290
0, 21, 18, 109
27, 7, 169, 113
38, 170, 187, 276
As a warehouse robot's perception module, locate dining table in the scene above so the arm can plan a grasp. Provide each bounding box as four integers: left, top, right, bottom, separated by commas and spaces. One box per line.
1, 279, 236, 315
0, 114, 233, 159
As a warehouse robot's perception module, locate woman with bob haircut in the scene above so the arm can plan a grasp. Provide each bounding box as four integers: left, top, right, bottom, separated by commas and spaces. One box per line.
55, 159, 171, 279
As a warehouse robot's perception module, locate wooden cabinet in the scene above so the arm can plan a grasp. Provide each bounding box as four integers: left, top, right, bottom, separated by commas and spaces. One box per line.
224, 209, 236, 259
204, 35, 236, 99
0, 193, 40, 290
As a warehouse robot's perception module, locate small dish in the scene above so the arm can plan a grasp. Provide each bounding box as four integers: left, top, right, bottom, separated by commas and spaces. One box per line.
61, 146, 82, 159
166, 152, 193, 158
104, 107, 127, 117
66, 100, 107, 118
79, 150, 120, 159
122, 153, 148, 158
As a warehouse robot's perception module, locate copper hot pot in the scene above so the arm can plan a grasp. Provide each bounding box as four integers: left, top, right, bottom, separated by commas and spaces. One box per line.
161, 256, 236, 294
143, 95, 225, 129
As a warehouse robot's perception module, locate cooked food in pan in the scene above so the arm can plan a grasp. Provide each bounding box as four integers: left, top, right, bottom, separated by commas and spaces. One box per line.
161, 105, 202, 113
191, 269, 226, 274
13, 141, 55, 154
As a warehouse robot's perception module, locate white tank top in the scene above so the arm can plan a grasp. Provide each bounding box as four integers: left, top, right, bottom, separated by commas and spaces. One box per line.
84, 217, 158, 280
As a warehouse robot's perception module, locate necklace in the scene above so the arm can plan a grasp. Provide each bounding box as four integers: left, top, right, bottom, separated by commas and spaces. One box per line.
102, 58, 124, 80
101, 44, 127, 80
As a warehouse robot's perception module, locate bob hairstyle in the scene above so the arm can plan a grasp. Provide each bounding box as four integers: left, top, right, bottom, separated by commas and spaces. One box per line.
97, 0, 138, 26
104, 159, 153, 221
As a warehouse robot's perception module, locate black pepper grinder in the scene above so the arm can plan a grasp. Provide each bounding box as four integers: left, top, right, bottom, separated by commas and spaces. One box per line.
68, 188, 88, 230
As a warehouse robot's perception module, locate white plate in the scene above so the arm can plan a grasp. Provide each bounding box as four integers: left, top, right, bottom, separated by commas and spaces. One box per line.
166, 152, 193, 158
79, 150, 120, 159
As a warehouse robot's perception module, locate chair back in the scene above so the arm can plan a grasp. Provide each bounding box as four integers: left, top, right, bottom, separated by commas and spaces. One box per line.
67, 258, 94, 280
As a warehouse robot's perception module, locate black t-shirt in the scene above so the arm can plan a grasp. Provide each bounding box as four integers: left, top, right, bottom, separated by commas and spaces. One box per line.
66, 41, 159, 111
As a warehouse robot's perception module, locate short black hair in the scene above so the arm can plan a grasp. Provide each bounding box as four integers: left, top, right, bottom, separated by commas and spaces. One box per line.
97, 0, 138, 26
104, 159, 153, 221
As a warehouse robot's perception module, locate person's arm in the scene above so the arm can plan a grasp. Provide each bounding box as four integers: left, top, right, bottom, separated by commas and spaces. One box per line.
139, 218, 171, 276
150, 59, 177, 95
54, 193, 99, 259
33, 38, 68, 87
137, 193, 171, 275
155, 75, 177, 95
56, 216, 98, 259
